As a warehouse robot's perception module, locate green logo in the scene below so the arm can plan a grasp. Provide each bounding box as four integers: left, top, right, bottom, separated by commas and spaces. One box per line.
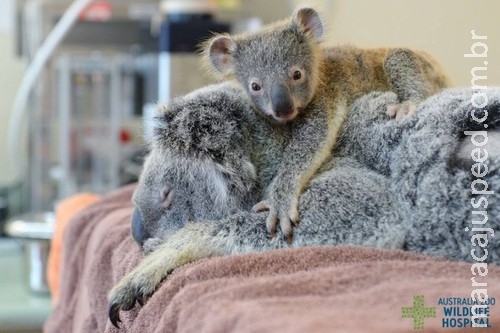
402, 295, 437, 330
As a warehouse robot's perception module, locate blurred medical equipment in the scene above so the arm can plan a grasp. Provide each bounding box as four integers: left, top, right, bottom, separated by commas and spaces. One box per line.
8, 0, 294, 214
9, 0, 241, 214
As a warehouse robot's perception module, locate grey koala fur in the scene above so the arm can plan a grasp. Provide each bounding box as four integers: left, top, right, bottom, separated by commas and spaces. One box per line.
204, 7, 450, 238
131, 83, 292, 251
108, 83, 500, 327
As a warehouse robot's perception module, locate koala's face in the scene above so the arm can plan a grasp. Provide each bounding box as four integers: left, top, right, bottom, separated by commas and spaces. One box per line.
131, 147, 245, 253
232, 29, 320, 123
206, 7, 324, 123
131, 152, 190, 253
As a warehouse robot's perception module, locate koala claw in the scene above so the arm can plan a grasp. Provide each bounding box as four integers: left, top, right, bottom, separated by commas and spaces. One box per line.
386, 101, 418, 119
253, 200, 278, 237
108, 264, 168, 328
108, 281, 158, 328
108, 283, 148, 328
252, 200, 298, 242
108, 302, 121, 328
252, 200, 272, 213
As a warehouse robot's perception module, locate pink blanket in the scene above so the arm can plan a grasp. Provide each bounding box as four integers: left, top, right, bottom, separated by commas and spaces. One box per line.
44, 185, 500, 333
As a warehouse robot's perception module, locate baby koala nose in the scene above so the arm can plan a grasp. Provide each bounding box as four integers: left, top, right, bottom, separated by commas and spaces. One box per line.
131, 208, 148, 246
270, 83, 294, 119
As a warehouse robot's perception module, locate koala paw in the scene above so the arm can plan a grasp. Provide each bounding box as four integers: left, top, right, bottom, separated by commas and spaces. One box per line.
253, 198, 299, 243
107, 223, 215, 328
107, 254, 172, 327
386, 101, 418, 120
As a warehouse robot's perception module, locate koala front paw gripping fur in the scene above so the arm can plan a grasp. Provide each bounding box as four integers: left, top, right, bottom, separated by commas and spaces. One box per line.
252, 197, 299, 242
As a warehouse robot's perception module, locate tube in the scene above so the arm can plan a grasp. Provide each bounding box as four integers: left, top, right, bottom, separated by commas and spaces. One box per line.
7, 0, 94, 180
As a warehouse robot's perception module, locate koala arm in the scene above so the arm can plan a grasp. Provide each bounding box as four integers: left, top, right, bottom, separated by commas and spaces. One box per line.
255, 99, 349, 239
108, 222, 220, 328
108, 214, 284, 327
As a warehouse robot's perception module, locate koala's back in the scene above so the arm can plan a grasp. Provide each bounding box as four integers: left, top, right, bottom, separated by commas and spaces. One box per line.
321, 46, 389, 99
320, 45, 450, 104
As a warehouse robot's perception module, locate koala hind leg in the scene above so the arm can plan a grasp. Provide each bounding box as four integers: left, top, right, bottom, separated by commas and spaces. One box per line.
384, 48, 449, 118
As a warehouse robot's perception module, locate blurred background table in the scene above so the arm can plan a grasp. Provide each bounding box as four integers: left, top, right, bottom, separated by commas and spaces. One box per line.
0, 238, 51, 333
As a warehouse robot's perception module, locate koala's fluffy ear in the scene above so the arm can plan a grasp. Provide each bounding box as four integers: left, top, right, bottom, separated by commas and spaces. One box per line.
292, 7, 324, 40
205, 35, 235, 77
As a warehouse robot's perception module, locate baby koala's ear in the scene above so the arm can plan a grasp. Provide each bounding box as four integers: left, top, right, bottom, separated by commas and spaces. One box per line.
205, 35, 236, 77
292, 7, 324, 41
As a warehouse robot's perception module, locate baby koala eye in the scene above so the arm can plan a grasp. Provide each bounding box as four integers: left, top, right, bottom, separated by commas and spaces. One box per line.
251, 82, 261, 92
293, 70, 302, 80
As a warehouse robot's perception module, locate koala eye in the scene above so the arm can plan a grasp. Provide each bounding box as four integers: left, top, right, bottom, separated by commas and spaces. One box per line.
293, 70, 302, 80
251, 82, 261, 92
160, 189, 174, 210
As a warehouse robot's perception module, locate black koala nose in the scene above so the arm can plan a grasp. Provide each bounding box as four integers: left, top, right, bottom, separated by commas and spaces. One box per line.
270, 83, 294, 118
131, 208, 148, 246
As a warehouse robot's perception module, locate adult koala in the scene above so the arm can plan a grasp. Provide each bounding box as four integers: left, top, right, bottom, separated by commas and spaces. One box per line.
108, 83, 500, 326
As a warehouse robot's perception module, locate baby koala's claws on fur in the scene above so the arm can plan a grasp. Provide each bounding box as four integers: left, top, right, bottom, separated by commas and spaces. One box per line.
252, 200, 272, 213
252, 199, 298, 242
289, 205, 299, 226
253, 200, 278, 237
279, 213, 293, 241
386, 101, 418, 119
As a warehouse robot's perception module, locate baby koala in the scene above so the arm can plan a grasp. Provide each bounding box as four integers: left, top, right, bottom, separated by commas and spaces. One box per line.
204, 7, 450, 240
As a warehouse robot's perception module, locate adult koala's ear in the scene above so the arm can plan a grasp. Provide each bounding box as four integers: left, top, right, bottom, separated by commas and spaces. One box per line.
292, 7, 324, 41
204, 34, 236, 78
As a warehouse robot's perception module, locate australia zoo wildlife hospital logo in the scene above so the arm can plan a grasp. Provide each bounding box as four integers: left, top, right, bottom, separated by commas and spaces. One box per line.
401, 295, 496, 330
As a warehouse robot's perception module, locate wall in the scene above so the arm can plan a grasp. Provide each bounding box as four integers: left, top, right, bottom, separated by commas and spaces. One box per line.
0, 0, 25, 184
298, 0, 499, 87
